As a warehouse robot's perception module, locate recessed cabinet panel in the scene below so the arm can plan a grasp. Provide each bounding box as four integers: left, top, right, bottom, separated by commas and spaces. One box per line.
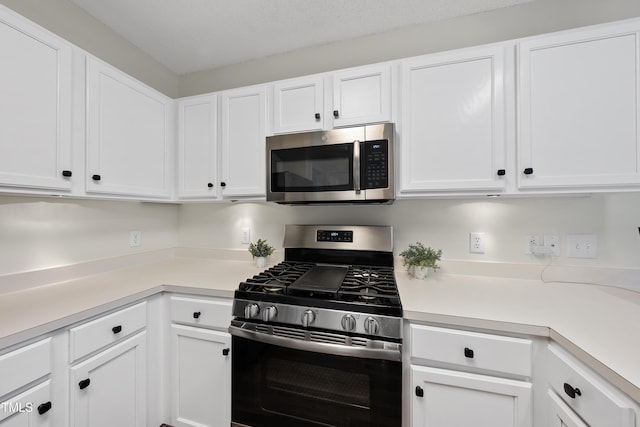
332, 64, 391, 127
0, 8, 72, 191
518, 23, 640, 189
86, 57, 172, 198
177, 94, 219, 199
400, 45, 506, 194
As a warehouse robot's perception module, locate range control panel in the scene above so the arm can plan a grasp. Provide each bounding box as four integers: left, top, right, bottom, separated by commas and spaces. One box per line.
317, 230, 353, 243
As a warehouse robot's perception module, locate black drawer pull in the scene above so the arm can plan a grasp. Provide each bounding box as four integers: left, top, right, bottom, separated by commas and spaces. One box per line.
315, 113, 321, 120
193, 311, 201, 319
564, 382, 582, 399
207, 182, 213, 188
333, 110, 339, 118
523, 167, 534, 175
62, 170, 72, 177
78, 378, 91, 390
37, 401, 52, 415
497, 169, 506, 176
92, 174, 101, 181
415, 386, 424, 397
220, 182, 226, 187
222, 347, 230, 356
112, 325, 122, 334
464, 347, 474, 359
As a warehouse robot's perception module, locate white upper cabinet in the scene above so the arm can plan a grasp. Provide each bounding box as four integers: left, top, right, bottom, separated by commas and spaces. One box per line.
332, 63, 392, 127
177, 94, 219, 200
86, 56, 173, 199
272, 75, 324, 134
518, 21, 640, 191
399, 45, 507, 195
0, 6, 73, 192
220, 85, 267, 198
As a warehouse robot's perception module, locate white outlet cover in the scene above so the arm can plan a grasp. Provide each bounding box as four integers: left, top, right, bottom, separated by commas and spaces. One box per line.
469, 232, 485, 254
567, 234, 597, 258
129, 230, 141, 247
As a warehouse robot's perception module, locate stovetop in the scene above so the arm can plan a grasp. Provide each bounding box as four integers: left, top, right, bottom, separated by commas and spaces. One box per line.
236, 261, 402, 317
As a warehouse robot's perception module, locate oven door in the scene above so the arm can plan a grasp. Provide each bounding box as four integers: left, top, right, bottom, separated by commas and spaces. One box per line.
231, 332, 401, 427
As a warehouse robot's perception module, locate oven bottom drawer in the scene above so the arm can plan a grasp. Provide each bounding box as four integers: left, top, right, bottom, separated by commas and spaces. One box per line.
232, 335, 401, 427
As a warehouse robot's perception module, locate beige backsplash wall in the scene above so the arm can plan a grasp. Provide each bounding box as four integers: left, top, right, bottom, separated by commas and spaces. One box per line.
177, 193, 640, 269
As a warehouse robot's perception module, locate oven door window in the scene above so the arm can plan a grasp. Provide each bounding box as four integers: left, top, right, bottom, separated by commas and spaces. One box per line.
232, 336, 401, 427
270, 143, 354, 192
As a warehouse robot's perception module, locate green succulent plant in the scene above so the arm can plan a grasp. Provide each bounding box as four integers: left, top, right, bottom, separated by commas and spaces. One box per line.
399, 242, 442, 271
248, 238, 275, 258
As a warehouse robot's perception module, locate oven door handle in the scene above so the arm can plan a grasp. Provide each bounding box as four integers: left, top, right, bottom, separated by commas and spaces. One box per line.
229, 324, 401, 362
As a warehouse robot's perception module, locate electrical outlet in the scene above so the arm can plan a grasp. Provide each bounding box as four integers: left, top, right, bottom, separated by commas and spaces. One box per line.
567, 234, 597, 258
543, 235, 560, 257
524, 235, 541, 254
129, 230, 141, 247
241, 228, 251, 244
469, 232, 485, 254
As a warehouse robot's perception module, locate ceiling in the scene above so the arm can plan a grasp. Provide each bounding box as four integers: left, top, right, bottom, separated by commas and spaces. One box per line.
69, 0, 532, 75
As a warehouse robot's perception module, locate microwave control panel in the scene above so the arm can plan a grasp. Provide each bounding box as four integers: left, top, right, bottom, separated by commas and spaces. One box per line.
361, 140, 389, 189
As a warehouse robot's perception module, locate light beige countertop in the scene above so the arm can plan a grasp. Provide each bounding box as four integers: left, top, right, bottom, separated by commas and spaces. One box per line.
1, 249, 639, 403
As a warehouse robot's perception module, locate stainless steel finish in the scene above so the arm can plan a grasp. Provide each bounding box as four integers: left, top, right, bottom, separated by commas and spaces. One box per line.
233, 298, 402, 340
364, 316, 380, 335
301, 309, 316, 327
341, 314, 356, 332
262, 305, 278, 322
353, 139, 361, 192
244, 303, 259, 319
283, 224, 393, 252
266, 123, 394, 204
229, 320, 402, 362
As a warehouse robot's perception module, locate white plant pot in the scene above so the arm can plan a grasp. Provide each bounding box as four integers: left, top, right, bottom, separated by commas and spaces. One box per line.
411, 266, 430, 280
255, 256, 268, 268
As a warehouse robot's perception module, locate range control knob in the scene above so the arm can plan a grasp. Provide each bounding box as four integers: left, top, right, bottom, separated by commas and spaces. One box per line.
263, 306, 278, 322
341, 314, 356, 332
364, 316, 380, 335
301, 309, 316, 327
244, 303, 260, 319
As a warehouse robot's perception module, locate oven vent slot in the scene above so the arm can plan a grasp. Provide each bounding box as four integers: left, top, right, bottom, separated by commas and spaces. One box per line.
253, 323, 373, 348
350, 337, 369, 347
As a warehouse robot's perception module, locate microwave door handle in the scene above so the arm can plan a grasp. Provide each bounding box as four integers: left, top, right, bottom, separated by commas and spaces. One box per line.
353, 140, 361, 193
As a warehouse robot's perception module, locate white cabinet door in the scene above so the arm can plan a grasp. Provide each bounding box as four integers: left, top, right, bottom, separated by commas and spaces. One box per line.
547, 390, 588, 427
221, 85, 267, 198
170, 324, 231, 427
70, 332, 146, 427
0, 6, 73, 191
177, 94, 219, 200
518, 22, 640, 190
400, 45, 507, 195
332, 64, 392, 127
0, 380, 52, 427
86, 57, 173, 199
272, 75, 324, 134
411, 365, 532, 427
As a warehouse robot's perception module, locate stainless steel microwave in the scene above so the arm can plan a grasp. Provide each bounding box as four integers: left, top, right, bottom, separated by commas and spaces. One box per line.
266, 123, 395, 204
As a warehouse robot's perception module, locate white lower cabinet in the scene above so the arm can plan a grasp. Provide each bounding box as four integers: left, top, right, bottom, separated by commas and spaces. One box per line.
0, 381, 52, 427
69, 330, 147, 427
547, 389, 588, 427
411, 365, 532, 427
170, 325, 231, 427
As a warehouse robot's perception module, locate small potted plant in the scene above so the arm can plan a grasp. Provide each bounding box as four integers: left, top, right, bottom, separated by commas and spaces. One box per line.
248, 238, 275, 268
399, 242, 442, 279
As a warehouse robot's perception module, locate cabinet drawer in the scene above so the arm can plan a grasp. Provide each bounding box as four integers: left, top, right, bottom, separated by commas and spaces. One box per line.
0, 379, 52, 423
0, 338, 51, 398
170, 296, 232, 330
546, 344, 635, 427
69, 301, 147, 362
410, 324, 532, 377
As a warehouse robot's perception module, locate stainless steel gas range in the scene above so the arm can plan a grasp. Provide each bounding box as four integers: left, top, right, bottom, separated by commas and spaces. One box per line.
229, 225, 402, 427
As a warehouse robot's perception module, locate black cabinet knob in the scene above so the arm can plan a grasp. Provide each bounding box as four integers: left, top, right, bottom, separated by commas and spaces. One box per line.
92, 174, 101, 181
333, 110, 339, 118
78, 378, 91, 390
464, 347, 474, 359
193, 311, 201, 319
523, 168, 534, 175
62, 170, 72, 177
315, 113, 321, 120
222, 347, 230, 356
415, 386, 424, 397
564, 382, 582, 399
220, 182, 226, 187
497, 169, 506, 176
207, 182, 213, 188
112, 325, 122, 334
37, 401, 52, 415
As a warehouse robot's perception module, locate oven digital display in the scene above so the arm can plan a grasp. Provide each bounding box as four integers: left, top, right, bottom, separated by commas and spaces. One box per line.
316, 230, 353, 242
